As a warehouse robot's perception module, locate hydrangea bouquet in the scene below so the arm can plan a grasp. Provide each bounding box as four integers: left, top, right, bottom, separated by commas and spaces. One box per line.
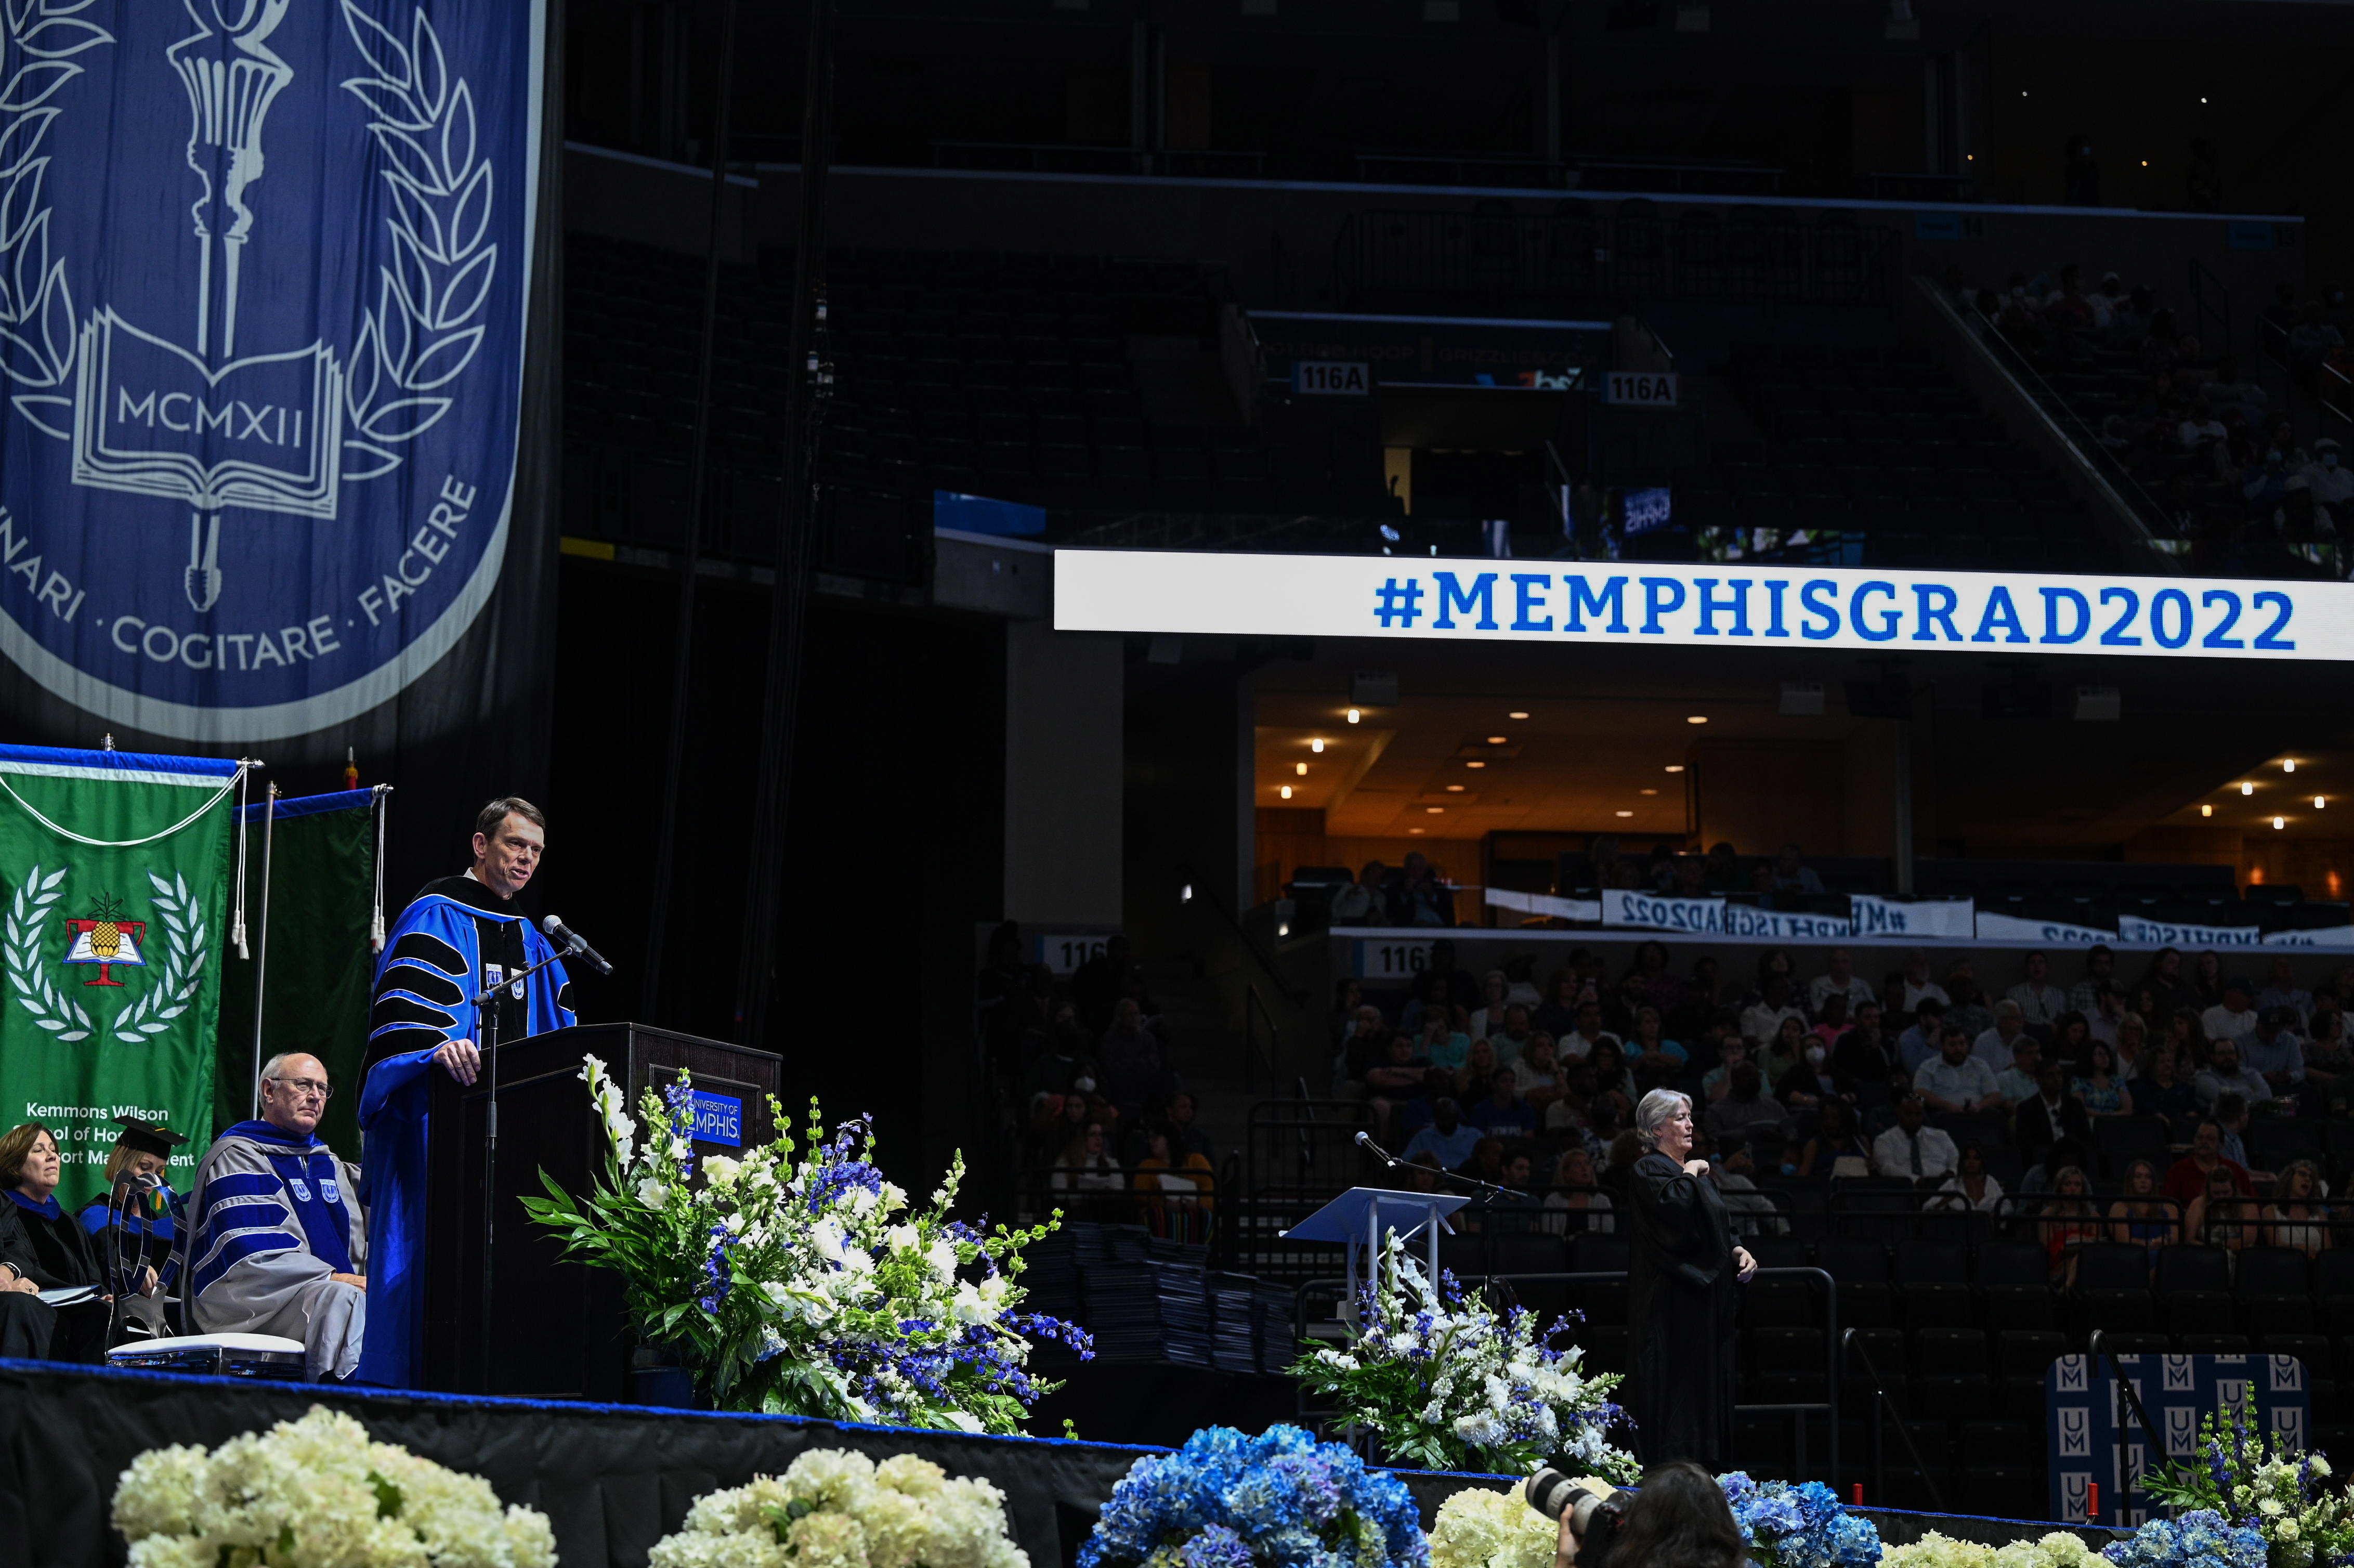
2100, 1510, 2270, 1568
1427, 1485, 1560, 1568
1880, 1531, 2114, 1567
520, 1056, 1090, 1427
647, 1446, 1027, 1568
1079, 1425, 1427, 1568
111, 1405, 555, 1568
1718, 1473, 1881, 1568
2137, 1405, 2354, 1565
1288, 1236, 1633, 1476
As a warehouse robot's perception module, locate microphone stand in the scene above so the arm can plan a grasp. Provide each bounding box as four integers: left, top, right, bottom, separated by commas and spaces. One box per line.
465, 943, 575, 1393
1358, 1132, 1522, 1279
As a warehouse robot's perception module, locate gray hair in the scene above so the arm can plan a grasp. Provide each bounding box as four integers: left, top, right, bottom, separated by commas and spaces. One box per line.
259, 1052, 294, 1082
1634, 1088, 1692, 1150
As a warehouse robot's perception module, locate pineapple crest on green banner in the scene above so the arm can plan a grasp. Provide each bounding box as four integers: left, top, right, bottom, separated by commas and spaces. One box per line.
0, 743, 246, 1195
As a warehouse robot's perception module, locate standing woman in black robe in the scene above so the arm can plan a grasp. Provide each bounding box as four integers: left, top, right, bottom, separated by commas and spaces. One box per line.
1625, 1088, 1755, 1468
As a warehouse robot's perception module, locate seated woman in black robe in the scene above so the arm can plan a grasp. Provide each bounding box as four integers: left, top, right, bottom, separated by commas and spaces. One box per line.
1624, 1088, 1756, 1470
0, 1122, 109, 1362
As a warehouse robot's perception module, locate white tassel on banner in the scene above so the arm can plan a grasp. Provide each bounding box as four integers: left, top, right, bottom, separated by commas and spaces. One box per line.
231, 760, 251, 959
370, 783, 390, 952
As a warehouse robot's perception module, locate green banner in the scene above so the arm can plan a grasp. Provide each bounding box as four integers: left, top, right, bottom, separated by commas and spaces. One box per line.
0, 746, 242, 1207
215, 790, 380, 1156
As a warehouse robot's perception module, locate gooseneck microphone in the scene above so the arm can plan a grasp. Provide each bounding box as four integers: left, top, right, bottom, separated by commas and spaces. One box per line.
542, 914, 614, 975
1354, 1130, 1401, 1166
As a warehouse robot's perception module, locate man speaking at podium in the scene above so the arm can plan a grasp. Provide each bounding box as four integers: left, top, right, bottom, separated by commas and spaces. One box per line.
354, 798, 577, 1388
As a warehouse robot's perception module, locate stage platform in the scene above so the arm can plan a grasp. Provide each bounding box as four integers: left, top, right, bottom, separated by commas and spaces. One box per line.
0, 1360, 2129, 1566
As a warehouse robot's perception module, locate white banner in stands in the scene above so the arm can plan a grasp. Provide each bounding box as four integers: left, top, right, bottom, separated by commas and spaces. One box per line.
1054, 550, 2350, 662
1486, 887, 1604, 922
2265, 926, 2354, 949
1600, 890, 1853, 939
1975, 910, 2116, 944
2116, 914, 2264, 948
1850, 895, 1977, 939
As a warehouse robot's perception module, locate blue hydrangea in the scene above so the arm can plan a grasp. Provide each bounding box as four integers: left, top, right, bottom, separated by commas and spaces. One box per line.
2101, 1509, 2269, 1568
1082, 1426, 1427, 1568
1718, 1472, 1881, 1568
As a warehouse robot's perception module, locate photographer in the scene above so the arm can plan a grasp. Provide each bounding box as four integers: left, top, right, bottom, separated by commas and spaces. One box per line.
1544, 1461, 1747, 1568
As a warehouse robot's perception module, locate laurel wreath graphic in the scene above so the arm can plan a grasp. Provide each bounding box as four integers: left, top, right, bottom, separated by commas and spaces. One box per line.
2, 864, 209, 1045
0, 0, 493, 473
4, 864, 90, 1041
0, 0, 113, 430
337, 0, 496, 482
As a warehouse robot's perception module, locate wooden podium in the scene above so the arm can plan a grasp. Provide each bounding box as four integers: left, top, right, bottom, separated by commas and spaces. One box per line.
420, 1021, 781, 1396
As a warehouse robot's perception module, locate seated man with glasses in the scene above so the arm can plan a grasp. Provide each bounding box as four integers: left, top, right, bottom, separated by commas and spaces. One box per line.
188, 1052, 367, 1380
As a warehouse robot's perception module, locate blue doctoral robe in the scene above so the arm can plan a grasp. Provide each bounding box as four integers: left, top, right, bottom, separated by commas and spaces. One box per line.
355, 877, 574, 1388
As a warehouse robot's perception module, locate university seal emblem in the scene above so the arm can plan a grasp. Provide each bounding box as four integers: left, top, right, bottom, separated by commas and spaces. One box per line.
0, 0, 539, 739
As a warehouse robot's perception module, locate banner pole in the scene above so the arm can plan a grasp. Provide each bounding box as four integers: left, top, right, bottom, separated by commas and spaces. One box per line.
250, 781, 276, 1119
642, 0, 743, 1020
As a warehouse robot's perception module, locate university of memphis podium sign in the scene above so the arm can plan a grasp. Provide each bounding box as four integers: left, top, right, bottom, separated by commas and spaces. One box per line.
0, 0, 542, 739
1054, 550, 2352, 661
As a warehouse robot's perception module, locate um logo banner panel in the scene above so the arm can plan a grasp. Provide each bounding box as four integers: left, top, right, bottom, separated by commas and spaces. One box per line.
1052, 550, 2354, 661
0, 0, 543, 740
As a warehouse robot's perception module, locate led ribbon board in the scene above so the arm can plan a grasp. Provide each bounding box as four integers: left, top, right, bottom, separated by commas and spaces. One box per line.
1054, 550, 2351, 660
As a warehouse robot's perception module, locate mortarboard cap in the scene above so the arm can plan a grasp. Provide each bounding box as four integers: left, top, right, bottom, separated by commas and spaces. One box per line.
111, 1116, 188, 1159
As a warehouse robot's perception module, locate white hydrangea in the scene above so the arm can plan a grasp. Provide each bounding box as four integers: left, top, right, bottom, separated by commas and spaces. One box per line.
111, 1406, 554, 1568
650, 1449, 1027, 1568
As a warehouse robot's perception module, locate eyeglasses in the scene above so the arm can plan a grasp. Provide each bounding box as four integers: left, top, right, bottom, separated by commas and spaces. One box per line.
267, 1076, 332, 1101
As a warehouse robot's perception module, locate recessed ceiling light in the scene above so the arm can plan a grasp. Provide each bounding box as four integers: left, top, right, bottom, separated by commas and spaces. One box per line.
1686, 715, 1708, 724
2243, 782, 2256, 795
1486, 735, 1509, 744
1640, 788, 1658, 796
2285, 759, 2298, 773
2275, 816, 2287, 830
1426, 806, 1444, 814
1664, 765, 1685, 774
2202, 804, 2214, 817
1311, 738, 1325, 753
1465, 760, 1487, 769
2319, 796, 2328, 811
1446, 784, 1465, 792
1295, 761, 1308, 775
1615, 809, 1634, 817
1409, 827, 1426, 835
1279, 785, 1292, 799
1508, 711, 1529, 720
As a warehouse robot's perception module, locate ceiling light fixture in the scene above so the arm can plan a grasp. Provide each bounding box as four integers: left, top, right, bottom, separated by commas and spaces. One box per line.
1346, 708, 1362, 724
2243, 782, 2256, 795
2202, 804, 2214, 817
1446, 784, 1465, 792
2275, 816, 2287, 830
2319, 796, 2329, 811
1311, 738, 1325, 753
1640, 788, 1658, 796
2285, 759, 2298, 773
1295, 762, 1308, 775
1426, 806, 1444, 814
1508, 711, 1529, 720
1665, 765, 1686, 774
1615, 809, 1633, 817
1686, 715, 1708, 724
1279, 785, 1292, 799
1487, 735, 1509, 744
1409, 827, 1426, 835
1466, 760, 1487, 769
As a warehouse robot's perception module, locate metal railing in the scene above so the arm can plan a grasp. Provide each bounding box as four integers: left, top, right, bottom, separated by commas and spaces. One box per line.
1842, 1326, 1944, 1512
1333, 209, 1899, 307
2188, 259, 2233, 361
1243, 983, 1280, 1094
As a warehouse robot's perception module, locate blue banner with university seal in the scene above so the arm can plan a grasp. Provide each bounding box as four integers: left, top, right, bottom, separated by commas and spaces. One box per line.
2046, 1352, 2312, 1525
0, 0, 544, 743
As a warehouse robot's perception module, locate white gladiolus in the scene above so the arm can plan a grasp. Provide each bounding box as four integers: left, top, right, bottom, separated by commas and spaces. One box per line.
702, 1154, 741, 1186
636, 1178, 669, 1208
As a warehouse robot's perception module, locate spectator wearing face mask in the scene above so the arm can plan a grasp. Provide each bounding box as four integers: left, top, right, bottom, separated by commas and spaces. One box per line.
2245, 441, 2296, 523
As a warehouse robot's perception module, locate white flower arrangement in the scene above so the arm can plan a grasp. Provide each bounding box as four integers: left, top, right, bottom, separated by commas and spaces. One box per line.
110, 1405, 555, 1568
520, 1058, 1088, 1426
1289, 1235, 1633, 1476
1879, 1531, 2107, 1568
647, 1447, 1028, 1568
1428, 1483, 1561, 1568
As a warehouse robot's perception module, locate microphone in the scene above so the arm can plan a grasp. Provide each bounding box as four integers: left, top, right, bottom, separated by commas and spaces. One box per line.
543, 914, 613, 976
1354, 1130, 1400, 1167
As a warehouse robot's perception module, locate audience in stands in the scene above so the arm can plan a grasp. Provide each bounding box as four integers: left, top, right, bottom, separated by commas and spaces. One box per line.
1540, 1146, 1614, 1235
2039, 1167, 2103, 1284
2186, 1162, 2260, 1252
2132, 1043, 2200, 1129
1873, 1095, 1959, 1184
1468, 1067, 1538, 1134
1403, 1100, 1480, 1170
2163, 1118, 2254, 1207
1795, 1100, 1869, 1178
2267, 1159, 2332, 1257
1810, 948, 1876, 1015
1704, 1064, 1789, 1143
2072, 1041, 2129, 1117
1932, 1143, 2005, 1214
2109, 1159, 2172, 1270
1916, 1026, 2005, 1116
2018, 1061, 2095, 1158
1134, 1126, 1214, 1243
2196, 1037, 2275, 1110
1973, 1000, 2028, 1073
